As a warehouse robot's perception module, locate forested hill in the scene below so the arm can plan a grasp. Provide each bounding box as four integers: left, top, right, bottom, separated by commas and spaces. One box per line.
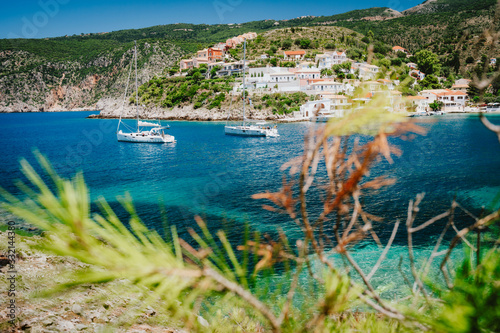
0, 0, 497, 112
334, 0, 499, 55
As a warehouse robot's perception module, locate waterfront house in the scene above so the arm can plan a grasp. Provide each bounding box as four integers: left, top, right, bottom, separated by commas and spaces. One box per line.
390, 90, 406, 113
295, 99, 332, 118
406, 96, 430, 113
436, 90, 468, 111
319, 93, 351, 113
419, 89, 469, 112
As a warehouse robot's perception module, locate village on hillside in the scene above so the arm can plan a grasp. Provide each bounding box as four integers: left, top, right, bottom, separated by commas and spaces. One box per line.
174, 31, 499, 120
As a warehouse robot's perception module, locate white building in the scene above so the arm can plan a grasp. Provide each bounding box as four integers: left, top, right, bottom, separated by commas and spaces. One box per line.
352, 63, 380, 80
295, 68, 321, 80
319, 93, 351, 112
332, 51, 347, 65
315, 54, 332, 69
269, 72, 296, 83
410, 69, 426, 81
407, 96, 430, 113
295, 98, 348, 120
311, 81, 344, 93
419, 89, 469, 112
315, 51, 348, 69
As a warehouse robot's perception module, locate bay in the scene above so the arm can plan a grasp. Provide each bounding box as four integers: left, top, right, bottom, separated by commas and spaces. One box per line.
1, 111, 499, 290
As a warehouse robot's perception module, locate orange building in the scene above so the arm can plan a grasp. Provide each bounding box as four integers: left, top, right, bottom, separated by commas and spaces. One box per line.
207, 48, 223, 62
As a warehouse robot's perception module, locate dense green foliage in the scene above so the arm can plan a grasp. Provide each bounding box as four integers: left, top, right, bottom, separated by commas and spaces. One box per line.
133, 71, 233, 110
258, 92, 308, 114
2, 0, 495, 66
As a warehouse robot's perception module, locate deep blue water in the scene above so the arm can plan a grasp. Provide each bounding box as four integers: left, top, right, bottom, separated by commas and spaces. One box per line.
1, 112, 499, 288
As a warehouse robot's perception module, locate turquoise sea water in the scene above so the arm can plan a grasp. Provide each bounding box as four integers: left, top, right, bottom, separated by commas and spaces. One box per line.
1, 112, 499, 290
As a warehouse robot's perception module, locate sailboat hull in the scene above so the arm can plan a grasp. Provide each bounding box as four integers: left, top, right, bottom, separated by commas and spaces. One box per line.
224, 125, 279, 137
117, 131, 175, 143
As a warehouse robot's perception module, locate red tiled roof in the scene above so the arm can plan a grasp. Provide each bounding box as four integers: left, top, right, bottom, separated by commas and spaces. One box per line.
437, 90, 468, 96
284, 50, 306, 55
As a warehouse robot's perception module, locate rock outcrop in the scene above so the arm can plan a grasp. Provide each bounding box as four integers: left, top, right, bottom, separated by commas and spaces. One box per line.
0, 41, 184, 113
92, 97, 279, 121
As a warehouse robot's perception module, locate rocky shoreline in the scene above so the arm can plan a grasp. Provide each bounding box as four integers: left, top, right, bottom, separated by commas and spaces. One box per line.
0, 230, 184, 333
87, 97, 293, 122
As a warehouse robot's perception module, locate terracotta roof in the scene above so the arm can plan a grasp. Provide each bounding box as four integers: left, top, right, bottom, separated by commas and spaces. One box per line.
392, 46, 407, 51
421, 89, 450, 95
437, 90, 468, 96
284, 50, 306, 55
309, 79, 333, 83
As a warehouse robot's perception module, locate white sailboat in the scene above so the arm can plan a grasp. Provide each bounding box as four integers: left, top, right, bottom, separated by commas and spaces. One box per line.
117, 41, 175, 144
224, 39, 279, 138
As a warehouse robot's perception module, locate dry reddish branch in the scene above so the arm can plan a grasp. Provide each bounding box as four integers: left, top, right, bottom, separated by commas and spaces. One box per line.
252, 177, 297, 219
440, 210, 500, 288
252, 121, 427, 322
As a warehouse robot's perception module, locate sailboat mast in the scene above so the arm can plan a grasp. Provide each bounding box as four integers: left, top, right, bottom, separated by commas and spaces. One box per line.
242, 38, 246, 126
135, 41, 139, 132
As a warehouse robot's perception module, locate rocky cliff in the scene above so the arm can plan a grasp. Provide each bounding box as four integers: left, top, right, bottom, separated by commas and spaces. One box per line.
0, 41, 184, 112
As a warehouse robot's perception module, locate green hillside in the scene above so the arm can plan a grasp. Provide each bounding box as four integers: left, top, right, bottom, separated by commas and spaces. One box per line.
0, 0, 498, 111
